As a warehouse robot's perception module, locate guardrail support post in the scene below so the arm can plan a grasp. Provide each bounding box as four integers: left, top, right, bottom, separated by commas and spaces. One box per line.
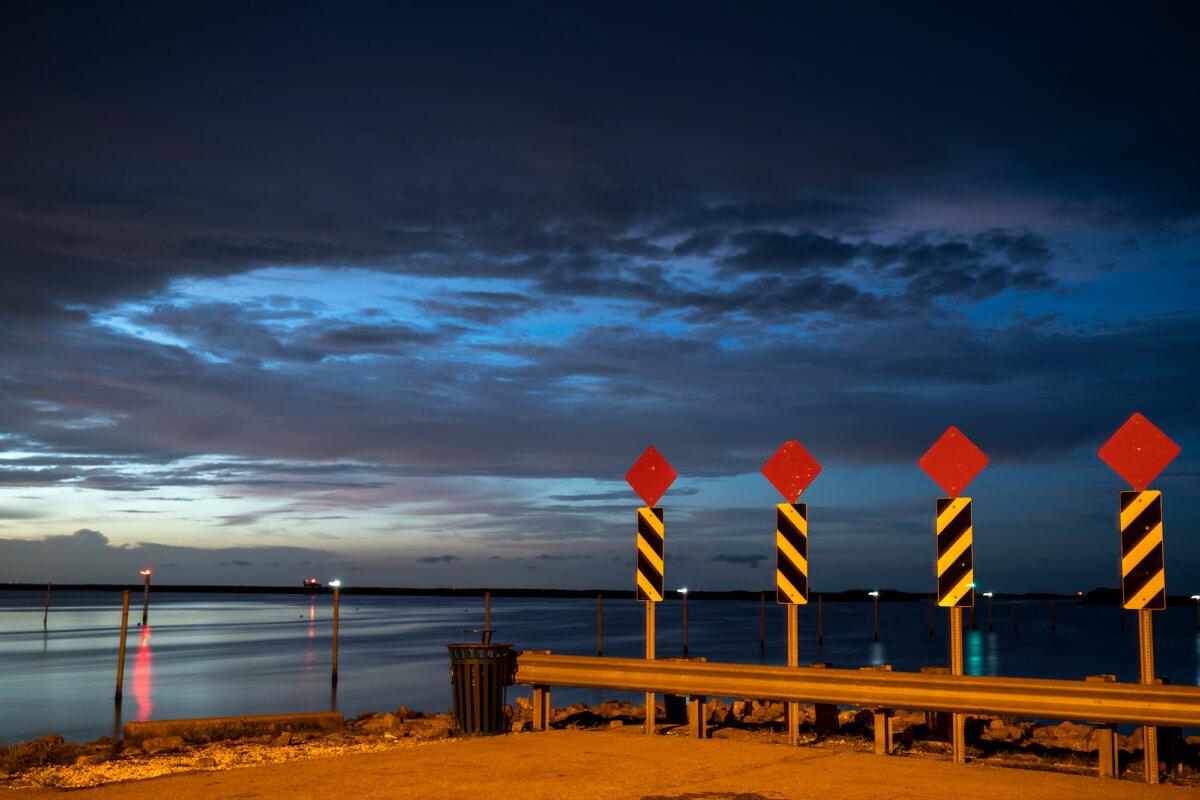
532, 685, 550, 732
950, 606, 966, 763
786, 603, 799, 746
688, 695, 708, 739
808, 661, 837, 735
873, 709, 893, 755
1086, 674, 1118, 778
920, 665, 953, 739
1138, 609, 1158, 784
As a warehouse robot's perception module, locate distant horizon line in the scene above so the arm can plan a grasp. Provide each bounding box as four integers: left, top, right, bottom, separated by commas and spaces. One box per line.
2, 581, 1182, 605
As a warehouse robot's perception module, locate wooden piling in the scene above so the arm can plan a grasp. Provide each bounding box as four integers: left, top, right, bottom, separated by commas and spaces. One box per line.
115, 589, 130, 701
42, 583, 52, 629
484, 590, 491, 644
681, 592, 688, 656
331, 584, 340, 685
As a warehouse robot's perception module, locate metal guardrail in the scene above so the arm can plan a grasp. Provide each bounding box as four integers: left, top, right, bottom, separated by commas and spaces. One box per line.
513, 653, 1200, 727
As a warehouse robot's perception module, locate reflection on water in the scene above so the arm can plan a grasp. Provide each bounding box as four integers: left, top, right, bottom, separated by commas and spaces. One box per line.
966, 629, 983, 675
986, 631, 1000, 676
133, 626, 153, 721
868, 640, 886, 666
305, 599, 316, 672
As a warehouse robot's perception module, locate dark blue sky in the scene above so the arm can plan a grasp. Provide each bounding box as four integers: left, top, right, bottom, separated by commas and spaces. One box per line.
1, 2, 1197, 592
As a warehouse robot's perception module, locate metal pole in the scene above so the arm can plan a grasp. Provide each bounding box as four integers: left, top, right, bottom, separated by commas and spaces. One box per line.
817, 593, 823, 645
1139, 609, 1158, 784
43, 583, 52, 629
597, 593, 603, 656
140, 572, 151, 627
644, 600, 656, 735
872, 595, 879, 641
115, 589, 130, 701
682, 592, 688, 656
758, 592, 765, 651
331, 585, 340, 685
950, 605, 965, 763
786, 603, 799, 746
970, 601, 977, 630
987, 595, 993, 631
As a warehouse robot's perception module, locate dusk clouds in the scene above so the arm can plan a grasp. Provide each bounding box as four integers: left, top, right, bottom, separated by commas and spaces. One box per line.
1, 3, 1197, 591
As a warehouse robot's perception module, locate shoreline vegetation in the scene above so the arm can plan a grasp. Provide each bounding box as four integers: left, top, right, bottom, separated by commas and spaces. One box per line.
0, 583, 1186, 606
2, 700, 1198, 789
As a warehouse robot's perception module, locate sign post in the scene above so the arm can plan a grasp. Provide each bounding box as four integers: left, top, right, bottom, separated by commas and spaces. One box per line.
761, 439, 822, 747
919, 425, 988, 765
626, 445, 677, 736
1098, 412, 1180, 785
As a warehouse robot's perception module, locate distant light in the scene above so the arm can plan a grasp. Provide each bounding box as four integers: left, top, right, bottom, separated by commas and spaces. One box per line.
139, 569, 152, 576
967, 582, 976, 589
1191, 595, 1200, 601
868, 591, 879, 597
328, 580, 342, 588
983, 592, 993, 598
1076, 591, 1083, 596
678, 587, 688, 595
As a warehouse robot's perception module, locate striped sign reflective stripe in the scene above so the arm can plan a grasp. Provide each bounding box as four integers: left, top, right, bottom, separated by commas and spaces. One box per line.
635, 507, 665, 602
776, 502, 808, 605
1120, 490, 1165, 611
935, 497, 974, 608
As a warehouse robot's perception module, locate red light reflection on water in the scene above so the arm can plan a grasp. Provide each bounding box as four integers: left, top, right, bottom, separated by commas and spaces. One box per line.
308, 601, 316, 639
133, 626, 154, 720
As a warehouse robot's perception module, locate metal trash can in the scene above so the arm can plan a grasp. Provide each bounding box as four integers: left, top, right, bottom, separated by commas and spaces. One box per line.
447, 643, 514, 735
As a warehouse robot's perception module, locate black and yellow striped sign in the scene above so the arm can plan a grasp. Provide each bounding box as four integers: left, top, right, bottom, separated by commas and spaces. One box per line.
775, 502, 808, 605
635, 507, 665, 602
935, 497, 974, 608
1120, 490, 1165, 611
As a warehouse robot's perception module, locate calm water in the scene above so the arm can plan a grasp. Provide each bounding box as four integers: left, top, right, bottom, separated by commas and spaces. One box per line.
2, 590, 1199, 744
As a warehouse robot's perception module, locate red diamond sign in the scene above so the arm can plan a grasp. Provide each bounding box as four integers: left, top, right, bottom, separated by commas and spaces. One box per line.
761, 440, 821, 503
1098, 412, 1180, 491
918, 426, 988, 498
625, 445, 677, 508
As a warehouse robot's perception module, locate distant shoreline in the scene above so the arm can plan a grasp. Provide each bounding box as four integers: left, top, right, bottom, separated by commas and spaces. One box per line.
0, 583, 1177, 605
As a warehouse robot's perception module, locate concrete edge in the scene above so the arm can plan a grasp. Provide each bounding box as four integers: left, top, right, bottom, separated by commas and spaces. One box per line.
123, 711, 344, 745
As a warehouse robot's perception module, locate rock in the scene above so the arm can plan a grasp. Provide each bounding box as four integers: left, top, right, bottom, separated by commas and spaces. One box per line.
593, 700, 633, 719
141, 736, 185, 754
514, 697, 532, 711
510, 719, 531, 733
394, 706, 423, 721
270, 730, 293, 747
609, 719, 624, 728
730, 700, 748, 721
744, 700, 784, 724
398, 715, 454, 740
550, 703, 589, 724
707, 700, 731, 725
356, 713, 399, 733
121, 747, 144, 757
981, 717, 1032, 742
1030, 721, 1096, 752
73, 754, 108, 766
195, 756, 218, 768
